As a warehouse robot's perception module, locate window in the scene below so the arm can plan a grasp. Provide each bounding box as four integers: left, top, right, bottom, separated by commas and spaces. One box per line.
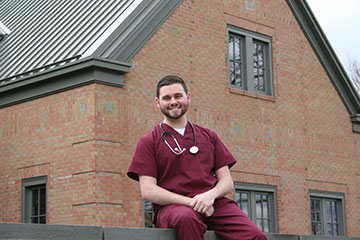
309, 190, 346, 236
22, 176, 47, 224
228, 25, 273, 96
235, 183, 277, 233
143, 200, 154, 228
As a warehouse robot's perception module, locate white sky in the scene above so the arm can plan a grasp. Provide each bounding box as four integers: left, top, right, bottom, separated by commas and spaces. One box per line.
306, 0, 360, 71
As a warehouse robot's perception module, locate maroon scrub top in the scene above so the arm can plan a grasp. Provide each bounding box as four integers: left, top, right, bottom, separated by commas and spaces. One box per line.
128, 122, 236, 199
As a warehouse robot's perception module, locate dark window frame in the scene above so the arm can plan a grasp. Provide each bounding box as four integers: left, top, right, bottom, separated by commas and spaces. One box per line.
309, 190, 346, 236
234, 182, 278, 233
227, 25, 273, 96
22, 175, 47, 224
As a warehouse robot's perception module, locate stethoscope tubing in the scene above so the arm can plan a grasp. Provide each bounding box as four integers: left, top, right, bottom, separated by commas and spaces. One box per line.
159, 120, 198, 155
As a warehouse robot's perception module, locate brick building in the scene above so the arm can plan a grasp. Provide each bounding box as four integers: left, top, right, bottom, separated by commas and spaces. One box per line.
0, 0, 359, 237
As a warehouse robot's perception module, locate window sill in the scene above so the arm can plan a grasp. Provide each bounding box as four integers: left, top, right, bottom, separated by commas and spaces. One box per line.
229, 87, 275, 102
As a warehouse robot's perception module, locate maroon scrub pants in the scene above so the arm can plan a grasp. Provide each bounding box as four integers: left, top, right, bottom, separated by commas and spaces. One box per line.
155, 198, 267, 240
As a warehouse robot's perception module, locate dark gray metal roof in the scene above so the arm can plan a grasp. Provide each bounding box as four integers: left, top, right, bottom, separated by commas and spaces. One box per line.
0, 0, 142, 82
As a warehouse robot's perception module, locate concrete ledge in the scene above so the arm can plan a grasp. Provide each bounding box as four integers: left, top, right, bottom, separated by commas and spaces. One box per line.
265, 234, 299, 240
1, 223, 360, 240
104, 227, 220, 239
0, 223, 103, 240
300, 235, 360, 240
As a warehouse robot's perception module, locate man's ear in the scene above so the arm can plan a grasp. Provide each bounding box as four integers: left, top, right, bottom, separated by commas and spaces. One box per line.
187, 92, 191, 104
155, 97, 160, 109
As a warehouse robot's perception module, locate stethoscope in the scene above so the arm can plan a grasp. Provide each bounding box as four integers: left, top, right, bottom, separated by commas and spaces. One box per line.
159, 120, 199, 155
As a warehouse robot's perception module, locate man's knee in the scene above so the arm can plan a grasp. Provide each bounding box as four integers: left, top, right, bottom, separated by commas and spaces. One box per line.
171, 206, 202, 226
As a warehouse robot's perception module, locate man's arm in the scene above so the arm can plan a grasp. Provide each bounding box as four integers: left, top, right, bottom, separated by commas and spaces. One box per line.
139, 175, 194, 207
191, 165, 234, 215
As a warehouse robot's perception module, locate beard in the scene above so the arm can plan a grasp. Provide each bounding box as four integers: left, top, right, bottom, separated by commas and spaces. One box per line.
160, 102, 189, 120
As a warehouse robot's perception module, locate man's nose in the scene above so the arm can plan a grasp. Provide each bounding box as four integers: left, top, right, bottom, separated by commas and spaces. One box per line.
169, 97, 178, 105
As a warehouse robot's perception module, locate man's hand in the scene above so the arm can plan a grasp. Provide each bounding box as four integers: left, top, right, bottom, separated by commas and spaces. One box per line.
190, 166, 234, 217
191, 191, 216, 217
203, 205, 214, 217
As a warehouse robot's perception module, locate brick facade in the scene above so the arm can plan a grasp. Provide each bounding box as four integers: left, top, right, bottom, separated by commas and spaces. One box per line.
0, 0, 359, 236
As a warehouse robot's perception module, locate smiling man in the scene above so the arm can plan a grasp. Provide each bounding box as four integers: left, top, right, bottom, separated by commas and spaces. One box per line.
127, 75, 266, 240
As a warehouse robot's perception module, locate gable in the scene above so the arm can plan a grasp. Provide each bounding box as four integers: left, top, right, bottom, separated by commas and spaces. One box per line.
287, 0, 360, 133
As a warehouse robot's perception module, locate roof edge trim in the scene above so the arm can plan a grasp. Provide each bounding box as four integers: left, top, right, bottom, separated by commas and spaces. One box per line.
0, 57, 131, 109
287, 0, 360, 134
351, 114, 360, 134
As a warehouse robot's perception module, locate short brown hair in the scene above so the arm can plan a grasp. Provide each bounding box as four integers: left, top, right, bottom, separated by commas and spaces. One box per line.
156, 75, 188, 98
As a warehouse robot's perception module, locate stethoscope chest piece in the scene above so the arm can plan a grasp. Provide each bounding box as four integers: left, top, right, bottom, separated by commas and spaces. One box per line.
189, 145, 199, 154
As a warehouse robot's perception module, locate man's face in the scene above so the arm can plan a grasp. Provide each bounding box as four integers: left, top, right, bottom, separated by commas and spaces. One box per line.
156, 83, 191, 120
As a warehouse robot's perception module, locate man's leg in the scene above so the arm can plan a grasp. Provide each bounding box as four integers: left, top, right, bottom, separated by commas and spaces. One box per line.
155, 204, 207, 240
206, 198, 267, 240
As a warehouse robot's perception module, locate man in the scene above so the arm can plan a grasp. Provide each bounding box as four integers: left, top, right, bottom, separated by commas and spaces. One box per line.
127, 75, 266, 240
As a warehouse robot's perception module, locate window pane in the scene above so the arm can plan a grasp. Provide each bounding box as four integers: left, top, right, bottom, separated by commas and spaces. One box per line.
241, 193, 249, 216
311, 222, 316, 235
235, 37, 240, 61
332, 201, 337, 222
314, 199, 321, 221
144, 200, 152, 211
144, 212, 153, 228
39, 216, 46, 224
235, 37, 241, 76
256, 219, 263, 231
262, 195, 268, 218
229, 35, 242, 87
242, 193, 248, 201
228, 36, 234, 58
31, 189, 39, 217
253, 41, 265, 92
326, 201, 331, 223
40, 187, 46, 215
328, 223, 333, 236
316, 223, 322, 235
242, 201, 249, 216
255, 193, 269, 232
310, 199, 322, 235
326, 200, 339, 236
235, 192, 240, 203
31, 216, 38, 224
236, 192, 249, 216
228, 36, 235, 82
263, 219, 269, 233
333, 224, 338, 236
256, 194, 262, 218
143, 200, 154, 228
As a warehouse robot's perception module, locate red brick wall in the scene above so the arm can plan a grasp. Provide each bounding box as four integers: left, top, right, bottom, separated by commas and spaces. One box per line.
0, 0, 359, 236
